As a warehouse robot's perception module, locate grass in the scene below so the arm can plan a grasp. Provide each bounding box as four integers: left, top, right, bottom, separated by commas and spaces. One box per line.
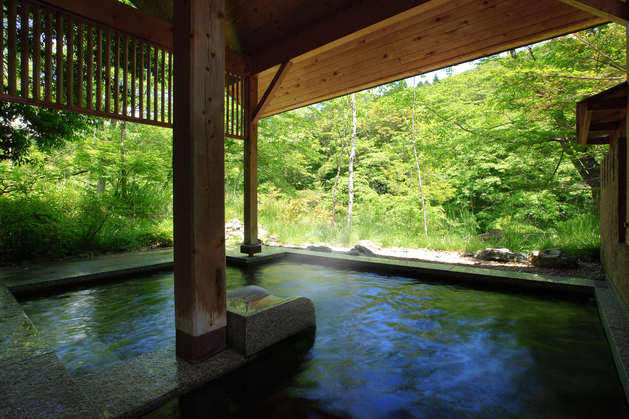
2, 191, 599, 263
229, 194, 601, 257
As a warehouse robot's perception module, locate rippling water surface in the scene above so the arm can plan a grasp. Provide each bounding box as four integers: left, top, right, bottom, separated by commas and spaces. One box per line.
20, 262, 628, 418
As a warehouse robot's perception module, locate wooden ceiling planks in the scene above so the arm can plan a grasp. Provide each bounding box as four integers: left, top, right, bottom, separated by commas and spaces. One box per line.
123, 0, 607, 117
257, 0, 606, 117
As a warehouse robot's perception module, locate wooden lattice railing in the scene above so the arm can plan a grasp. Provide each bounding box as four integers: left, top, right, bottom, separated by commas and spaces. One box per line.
1, 0, 174, 126
2, 0, 251, 137
225, 71, 247, 140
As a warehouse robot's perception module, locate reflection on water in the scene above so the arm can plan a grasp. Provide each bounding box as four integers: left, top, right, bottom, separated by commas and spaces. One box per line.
21, 262, 628, 418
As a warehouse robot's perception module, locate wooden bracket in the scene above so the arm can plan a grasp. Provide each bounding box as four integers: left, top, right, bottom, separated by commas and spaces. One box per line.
558, 0, 629, 26
252, 61, 293, 124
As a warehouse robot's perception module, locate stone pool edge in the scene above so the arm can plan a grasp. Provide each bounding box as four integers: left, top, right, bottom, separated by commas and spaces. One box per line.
2, 248, 628, 417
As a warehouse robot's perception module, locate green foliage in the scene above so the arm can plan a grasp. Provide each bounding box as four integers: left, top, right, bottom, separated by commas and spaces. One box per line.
1, 23, 618, 262
0, 102, 91, 163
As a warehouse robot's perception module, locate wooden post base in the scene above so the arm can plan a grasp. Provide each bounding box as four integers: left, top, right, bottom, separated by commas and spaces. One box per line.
176, 328, 226, 364
240, 244, 262, 256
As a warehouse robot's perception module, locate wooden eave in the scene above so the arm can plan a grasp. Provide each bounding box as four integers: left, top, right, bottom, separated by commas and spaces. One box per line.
577, 82, 627, 147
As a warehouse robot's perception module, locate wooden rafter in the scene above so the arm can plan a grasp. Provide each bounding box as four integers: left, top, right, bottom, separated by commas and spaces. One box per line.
252, 61, 293, 124
558, 0, 629, 26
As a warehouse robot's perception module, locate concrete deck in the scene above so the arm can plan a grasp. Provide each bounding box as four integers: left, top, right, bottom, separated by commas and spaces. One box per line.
1, 246, 628, 418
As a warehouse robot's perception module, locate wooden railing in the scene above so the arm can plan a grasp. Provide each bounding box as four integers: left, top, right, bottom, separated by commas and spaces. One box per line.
225, 71, 247, 140
1, 0, 174, 126
1, 0, 254, 136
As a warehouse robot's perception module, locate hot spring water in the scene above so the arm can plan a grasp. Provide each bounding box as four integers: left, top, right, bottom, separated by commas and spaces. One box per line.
20, 262, 628, 418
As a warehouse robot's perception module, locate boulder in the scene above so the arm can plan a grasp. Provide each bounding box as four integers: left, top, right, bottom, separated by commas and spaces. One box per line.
531, 248, 578, 269
474, 247, 528, 263
353, 240, 380, 256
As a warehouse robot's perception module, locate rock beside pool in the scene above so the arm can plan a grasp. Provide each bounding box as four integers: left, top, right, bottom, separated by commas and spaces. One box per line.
474, 247, 528, 263
531, 248, 578, 269
353, 240, 380, 256
308, 245, 332, 253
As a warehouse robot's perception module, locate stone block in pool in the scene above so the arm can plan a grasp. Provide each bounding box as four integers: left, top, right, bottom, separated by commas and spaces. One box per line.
226, 286, 316, 357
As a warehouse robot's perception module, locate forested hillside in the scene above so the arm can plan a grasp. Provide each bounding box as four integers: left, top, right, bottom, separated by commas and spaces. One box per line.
1, 24, 623, 262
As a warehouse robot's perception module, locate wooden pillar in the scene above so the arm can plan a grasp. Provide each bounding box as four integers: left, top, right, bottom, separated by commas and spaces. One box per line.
173, 0, 226, 364
241, 76, 262, 256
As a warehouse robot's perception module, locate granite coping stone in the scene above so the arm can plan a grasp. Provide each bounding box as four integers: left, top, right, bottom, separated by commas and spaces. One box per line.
226, 293, 316, 358
226, 285, 269, 301
1, 353, 102, 419
77, 345, 248, 419
596, 287, 629, 404
282, 249, 596, 294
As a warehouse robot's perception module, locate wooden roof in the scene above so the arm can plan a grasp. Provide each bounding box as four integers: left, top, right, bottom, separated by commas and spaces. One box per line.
134, 1, 607, 117
577, 82, 627, 146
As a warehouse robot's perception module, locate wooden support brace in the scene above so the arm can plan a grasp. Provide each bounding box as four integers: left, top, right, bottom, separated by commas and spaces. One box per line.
252, 61, 292, 124
559, 0, 629, 26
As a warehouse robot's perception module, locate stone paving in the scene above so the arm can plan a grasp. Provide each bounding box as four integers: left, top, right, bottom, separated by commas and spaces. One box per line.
0, 246, 627, 418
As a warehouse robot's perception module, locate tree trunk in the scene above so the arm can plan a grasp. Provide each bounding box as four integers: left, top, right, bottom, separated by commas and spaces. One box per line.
411, 79, 428, 235
332, 104, 348, 227
347, 93, 357, 229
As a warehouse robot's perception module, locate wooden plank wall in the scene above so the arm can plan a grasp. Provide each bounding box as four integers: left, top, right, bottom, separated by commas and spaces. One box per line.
0, 0, 173, 127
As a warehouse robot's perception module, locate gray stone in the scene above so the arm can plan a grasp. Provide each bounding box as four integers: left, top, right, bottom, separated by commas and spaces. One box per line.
476, 229, 503, 241
354, 240, 379, 256
0, 353, 101, 419
474, 247, 528, 263
578, 250, 600, 263
531, 248, 578, 269
348, 248, 361, 256
462, 252, 475, 258
226, 285, 269, 302
226, 293, 316, 357
307, 245, 332, 253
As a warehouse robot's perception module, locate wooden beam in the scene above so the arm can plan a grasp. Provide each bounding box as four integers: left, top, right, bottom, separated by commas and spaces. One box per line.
252, 61, 292, 124
35, 0, 173, 50
250, 0, 446, 75
558, 0, 628, 26
587, 96, 627, 111
586, 136, 612, 144
173, 0, 226, 364
590, 121, 621, 132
